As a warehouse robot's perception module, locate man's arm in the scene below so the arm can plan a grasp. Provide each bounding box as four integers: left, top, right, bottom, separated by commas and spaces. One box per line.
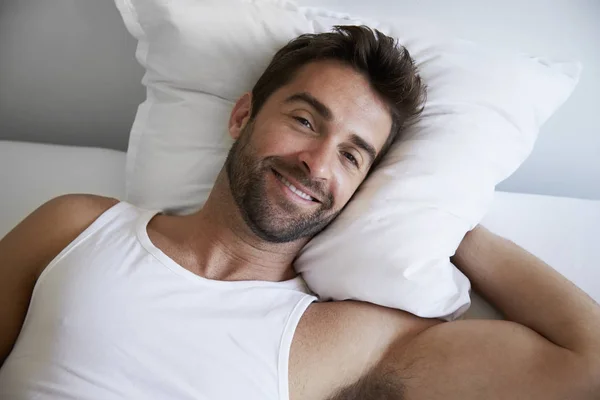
454, 225, 600, 357
386, 226, 600, 399
0, 194, 118, 367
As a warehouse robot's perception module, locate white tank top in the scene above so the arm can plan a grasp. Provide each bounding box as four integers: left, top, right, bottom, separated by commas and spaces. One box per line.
0, 202, 317, 400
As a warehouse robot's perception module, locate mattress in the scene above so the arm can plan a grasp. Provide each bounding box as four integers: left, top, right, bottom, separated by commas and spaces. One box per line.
1, 140, 598, 318
0, 140, 126, 237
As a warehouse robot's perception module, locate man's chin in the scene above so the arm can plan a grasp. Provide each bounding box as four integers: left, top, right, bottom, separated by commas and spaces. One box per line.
244, 211, 320, 243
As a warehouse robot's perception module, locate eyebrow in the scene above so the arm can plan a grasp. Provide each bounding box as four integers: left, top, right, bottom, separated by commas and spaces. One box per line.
284, 91, 378, 166
349, 133, 377, 166
284, 92, 332, 121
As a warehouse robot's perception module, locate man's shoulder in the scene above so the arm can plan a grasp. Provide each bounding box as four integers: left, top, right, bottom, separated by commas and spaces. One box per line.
38, 194, 120, 235
43, 193, 119, 214
289, 300, 440, 400
2, 194, 120, 278
298, 301, 440, 341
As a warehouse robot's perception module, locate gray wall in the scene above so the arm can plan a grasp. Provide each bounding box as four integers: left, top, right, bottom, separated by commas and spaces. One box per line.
0, 0, 598, 200
0, 0, 144, 150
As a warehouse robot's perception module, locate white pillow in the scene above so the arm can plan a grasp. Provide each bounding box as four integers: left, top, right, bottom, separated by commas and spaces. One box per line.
115, 0, 580, 319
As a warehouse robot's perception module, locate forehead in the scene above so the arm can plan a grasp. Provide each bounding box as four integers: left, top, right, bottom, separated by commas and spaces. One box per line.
270, 60, 393, 152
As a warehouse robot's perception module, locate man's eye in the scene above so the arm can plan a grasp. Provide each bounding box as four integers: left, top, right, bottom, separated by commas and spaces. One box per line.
343, 151, 359, 168
293, 116, 313, 131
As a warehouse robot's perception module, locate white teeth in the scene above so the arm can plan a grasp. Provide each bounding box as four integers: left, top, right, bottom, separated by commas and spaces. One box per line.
277, 173, 315, 201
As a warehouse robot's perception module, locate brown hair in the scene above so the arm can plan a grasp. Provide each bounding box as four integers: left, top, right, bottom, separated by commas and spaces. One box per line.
250, 25, 426, 167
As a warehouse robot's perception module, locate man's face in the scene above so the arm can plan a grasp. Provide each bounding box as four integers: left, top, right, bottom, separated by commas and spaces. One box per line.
225, 61, 392, 243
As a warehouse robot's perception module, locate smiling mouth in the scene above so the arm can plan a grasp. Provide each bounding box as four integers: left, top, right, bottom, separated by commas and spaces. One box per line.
272, 169, 320, 203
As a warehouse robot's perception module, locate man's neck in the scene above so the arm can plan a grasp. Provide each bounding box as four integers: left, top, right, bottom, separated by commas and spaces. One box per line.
177, 183, 307, 283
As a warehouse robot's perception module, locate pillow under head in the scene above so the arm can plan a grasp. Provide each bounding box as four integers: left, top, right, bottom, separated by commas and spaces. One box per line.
115, 0, 580, 319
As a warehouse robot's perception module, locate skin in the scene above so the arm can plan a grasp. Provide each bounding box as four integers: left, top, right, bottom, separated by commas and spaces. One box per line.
1, 60, 600, 399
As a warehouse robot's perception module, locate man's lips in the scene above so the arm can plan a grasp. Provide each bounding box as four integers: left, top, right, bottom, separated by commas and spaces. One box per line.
271, 168, 321, 203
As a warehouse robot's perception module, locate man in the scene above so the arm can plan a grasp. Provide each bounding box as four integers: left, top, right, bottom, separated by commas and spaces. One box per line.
1, 26, 599, 399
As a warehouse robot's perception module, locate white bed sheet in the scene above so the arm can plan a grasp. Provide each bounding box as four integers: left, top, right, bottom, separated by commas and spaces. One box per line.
1, 140, 598, 318
0, 140, 126, 237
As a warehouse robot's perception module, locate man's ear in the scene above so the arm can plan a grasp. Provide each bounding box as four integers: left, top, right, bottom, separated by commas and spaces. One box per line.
228, 92, 252, 140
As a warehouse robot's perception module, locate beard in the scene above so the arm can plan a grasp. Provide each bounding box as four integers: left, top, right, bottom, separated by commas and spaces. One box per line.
225, 122, 340, 243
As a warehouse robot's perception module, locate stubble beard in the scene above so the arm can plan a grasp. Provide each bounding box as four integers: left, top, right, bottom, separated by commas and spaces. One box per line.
225, 122, 340, 243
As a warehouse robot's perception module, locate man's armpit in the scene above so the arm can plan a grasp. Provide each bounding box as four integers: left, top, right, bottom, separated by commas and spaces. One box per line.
327, 366, 406, 400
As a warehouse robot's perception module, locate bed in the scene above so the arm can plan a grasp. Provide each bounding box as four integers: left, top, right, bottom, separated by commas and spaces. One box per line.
1, 139, 598, 319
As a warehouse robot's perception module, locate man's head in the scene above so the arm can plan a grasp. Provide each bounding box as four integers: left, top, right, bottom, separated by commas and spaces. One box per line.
224, 26, 425, 244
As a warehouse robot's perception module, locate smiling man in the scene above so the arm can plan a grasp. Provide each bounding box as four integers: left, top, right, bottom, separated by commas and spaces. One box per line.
1, 26, 599, 400
225, 59, 392, 245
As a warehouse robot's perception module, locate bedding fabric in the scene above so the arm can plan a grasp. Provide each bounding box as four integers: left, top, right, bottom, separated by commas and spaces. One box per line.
0, 140, 126, 238
114, 0, 580, 319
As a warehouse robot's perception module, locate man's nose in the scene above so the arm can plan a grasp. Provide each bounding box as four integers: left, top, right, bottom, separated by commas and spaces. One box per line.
298, 141, 335, 181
